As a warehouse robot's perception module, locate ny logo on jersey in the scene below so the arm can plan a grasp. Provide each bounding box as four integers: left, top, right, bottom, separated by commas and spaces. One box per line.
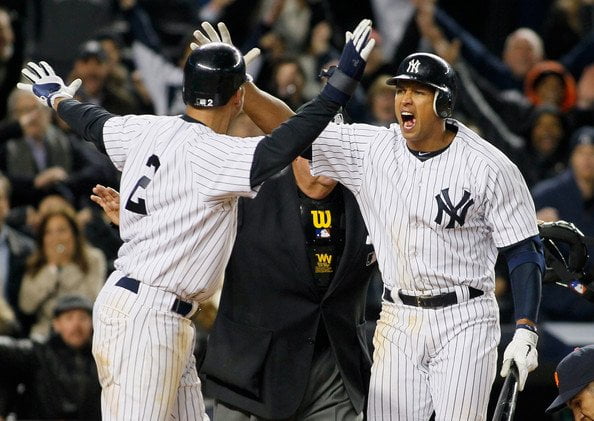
407, 59, 421, 73
434, 188, 474, 228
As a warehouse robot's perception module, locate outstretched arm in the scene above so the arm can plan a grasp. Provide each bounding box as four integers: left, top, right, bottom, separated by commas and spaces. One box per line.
17, 61, 114, 154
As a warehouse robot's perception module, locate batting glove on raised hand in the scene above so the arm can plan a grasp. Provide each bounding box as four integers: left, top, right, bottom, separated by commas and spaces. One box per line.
321, 19, 375, 106
17, 61, 82, 108
192, 22, 260, 66
500, 328, 538, 391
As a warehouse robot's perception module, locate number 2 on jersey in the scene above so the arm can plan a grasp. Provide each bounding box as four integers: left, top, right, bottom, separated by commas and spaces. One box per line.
125, 154, 161, 215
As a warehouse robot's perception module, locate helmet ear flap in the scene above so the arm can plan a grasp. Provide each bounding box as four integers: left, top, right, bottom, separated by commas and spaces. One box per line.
434, 88, 452, 118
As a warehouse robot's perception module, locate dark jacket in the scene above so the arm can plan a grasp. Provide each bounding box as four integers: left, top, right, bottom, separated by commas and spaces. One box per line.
202, 167, 376, 418
0, 333, 101, 420
4, 225, 35, 334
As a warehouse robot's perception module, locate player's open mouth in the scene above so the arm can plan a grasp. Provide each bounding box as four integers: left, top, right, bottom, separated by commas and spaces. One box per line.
401, 112, 416, 130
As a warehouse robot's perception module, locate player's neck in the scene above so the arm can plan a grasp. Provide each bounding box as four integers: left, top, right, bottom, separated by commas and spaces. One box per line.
406, 126, 455, 152
186, 106, 233, 134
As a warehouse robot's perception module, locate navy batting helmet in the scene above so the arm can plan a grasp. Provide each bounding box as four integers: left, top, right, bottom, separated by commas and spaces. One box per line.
387, 52, 457, 118
183, 42, 248, 108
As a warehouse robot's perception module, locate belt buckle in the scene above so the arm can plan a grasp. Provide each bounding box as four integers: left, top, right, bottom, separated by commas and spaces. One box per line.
416, 294, 432, 307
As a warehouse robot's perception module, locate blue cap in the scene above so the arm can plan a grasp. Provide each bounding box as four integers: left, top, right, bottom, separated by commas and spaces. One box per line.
546, 345, 594, 413
570, 126, 594, 152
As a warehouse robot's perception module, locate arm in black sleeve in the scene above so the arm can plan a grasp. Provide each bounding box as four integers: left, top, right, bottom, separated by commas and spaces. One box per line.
499, 235, 544, 323
56, 99, 116, 155
250, 96, 338, 187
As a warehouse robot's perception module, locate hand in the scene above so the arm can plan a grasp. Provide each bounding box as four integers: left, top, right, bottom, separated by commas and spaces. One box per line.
191, 22, 260, 66
500, 328, 538, 391
34, 167, 68, 189
337, 19, 375, 80
320, 19, 375, 105
17, 61, 82, 108
90, 184, 121, 226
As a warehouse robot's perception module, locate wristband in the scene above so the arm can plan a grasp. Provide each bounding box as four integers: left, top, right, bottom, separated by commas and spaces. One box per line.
516, 323, 538, 333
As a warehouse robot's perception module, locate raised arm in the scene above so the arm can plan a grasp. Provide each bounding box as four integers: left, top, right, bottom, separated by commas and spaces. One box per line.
243, 82, 294, 135
16, 62, 114, 154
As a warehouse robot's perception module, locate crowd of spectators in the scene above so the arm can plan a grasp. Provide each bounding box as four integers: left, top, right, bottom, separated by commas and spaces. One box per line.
0, 0, 592, 419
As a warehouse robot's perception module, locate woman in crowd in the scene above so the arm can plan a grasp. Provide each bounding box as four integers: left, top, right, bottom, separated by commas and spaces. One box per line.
18, 208, 105, 339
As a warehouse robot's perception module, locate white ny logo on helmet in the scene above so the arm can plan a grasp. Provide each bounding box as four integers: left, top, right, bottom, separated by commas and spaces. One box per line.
407, 59, 421, 73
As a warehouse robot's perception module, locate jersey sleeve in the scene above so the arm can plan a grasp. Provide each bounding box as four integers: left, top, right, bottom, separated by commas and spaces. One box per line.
484, 160, 539, 247
102, 115, 152, 171
311, 122, 377, 192
188, 134, 262, 201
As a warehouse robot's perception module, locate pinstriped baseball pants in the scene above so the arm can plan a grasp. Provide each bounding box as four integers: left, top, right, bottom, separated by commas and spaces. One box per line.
367, 290, 500, 421
92, 271, 208, 420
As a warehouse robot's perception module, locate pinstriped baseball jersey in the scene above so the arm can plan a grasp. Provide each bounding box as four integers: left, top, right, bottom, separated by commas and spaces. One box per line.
103, 114, 262, 301
312, 119, 538, 294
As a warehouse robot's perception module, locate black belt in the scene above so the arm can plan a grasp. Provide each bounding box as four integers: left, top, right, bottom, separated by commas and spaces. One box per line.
115, 277, 194, 317
383, 286, 483, 308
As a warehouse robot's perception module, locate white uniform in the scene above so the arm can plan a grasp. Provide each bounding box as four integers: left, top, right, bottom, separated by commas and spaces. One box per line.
312, 120, 538, 420
92, 114, 262, 421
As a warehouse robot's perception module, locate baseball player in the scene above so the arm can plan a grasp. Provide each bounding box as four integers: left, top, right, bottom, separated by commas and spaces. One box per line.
16, 20, 375, 421
235, 51, 544, 420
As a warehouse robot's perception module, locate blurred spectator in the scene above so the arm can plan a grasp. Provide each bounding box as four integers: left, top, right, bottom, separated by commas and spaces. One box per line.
69, 40, 143, 115
0, 89, 110, 211
541, 0, 594, 60
0, 175, 34, 335
270, 56, 308, 110
519, 105, 569, 187
96, 31, 155, 114
577, 64, 594, 110
268, 0, 312, 54
430, 1, 594, 92
119, 0, 193, 116
0, 294, 101, 420
28, 194, 122, 273
0, 296, 18, 337
18, 209, 105, 340
532, 126, 594, 321
524, 60, 577, 113
28, 0, 118, 77
0, 7, 21, 122
365, 74, 396, 126
433, 3, 543, 92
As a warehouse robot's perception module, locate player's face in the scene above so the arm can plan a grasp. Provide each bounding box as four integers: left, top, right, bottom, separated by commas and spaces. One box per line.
568, 383, 594, 420
394, 80, 443, 148
52, 309, 93, 349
